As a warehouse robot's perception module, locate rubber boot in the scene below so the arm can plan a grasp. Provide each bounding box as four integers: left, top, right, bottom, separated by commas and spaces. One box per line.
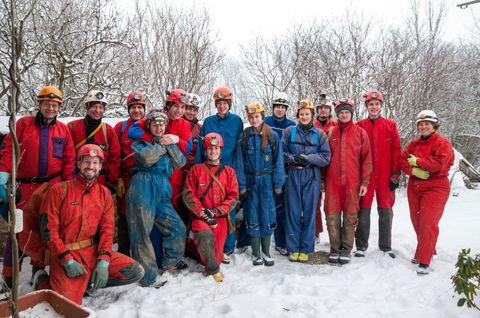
261, 236, 274, 266
378, 208, 395, 258
355, 208, 371, 253
251, 237, 264, 266
326, 213, 342, 258
194, 230, 219, 275
340, 213, 357, 264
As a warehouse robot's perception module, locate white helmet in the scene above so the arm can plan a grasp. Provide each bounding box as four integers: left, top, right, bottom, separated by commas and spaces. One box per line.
84, 90, 108, 107
188, 93, 201, 108
315, 93, 332, 109
272, 92, 290, 107
416, 110, 438, 124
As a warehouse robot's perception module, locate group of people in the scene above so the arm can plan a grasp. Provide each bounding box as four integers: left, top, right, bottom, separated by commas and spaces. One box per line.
0, 84, 454, 305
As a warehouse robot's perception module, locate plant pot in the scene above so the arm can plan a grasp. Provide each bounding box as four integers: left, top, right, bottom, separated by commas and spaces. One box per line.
0, 289, 95, 317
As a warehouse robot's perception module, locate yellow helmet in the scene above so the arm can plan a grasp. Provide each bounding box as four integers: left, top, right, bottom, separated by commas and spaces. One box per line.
37, 86, 63, 104
297, 100, 314, 111
245, 102, 265, 115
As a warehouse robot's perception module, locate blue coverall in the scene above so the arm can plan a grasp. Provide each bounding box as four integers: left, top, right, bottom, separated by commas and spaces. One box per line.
235, 126, 286, 237
282, 124, 331, 253
126, 141, 186, 285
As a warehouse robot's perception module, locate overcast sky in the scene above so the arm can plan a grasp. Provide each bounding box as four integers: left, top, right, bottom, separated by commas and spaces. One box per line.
117, 0, 479, 56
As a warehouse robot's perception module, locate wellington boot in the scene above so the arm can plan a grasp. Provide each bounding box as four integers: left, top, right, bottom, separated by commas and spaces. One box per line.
289, 252, 300, 262
251, 237, 263, 266
326, 213, 342, 254
195, 230, 219, 275
298, 253, 309, 262
341, 213, 357, 255
355, 208, 371, 252
378, 208, 393, 252
260, 236, 273, 266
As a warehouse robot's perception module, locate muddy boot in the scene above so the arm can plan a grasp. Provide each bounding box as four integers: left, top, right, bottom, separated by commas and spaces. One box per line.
194, 230, 219, 275
378, 208, 393, 254
326, 213, 342, 261
261, 236, 274, 266
340, 213, 357, 264
354, 208, 371, 255
251, 237, 264, 266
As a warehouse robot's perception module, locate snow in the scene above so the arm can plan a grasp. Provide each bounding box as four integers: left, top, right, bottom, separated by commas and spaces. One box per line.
19, 301, 64, 318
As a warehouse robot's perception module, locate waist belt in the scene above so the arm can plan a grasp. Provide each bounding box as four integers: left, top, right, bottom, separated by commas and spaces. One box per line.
289, 165, 311, 170
17, 171, 62, 184
65, 238, 95, 251
246, 172, 273, 176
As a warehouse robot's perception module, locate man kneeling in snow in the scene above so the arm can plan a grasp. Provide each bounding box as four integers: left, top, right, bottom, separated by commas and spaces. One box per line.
183, 133, 239, 282
39, 144, 144, 304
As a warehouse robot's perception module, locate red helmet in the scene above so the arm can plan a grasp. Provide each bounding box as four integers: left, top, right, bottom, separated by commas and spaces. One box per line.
77, 144, 105, 161
203, 133, 224, 148
363, 90, 384, 105
166, 89, 189, 104
334, 98, 355, 115
213, 87, 233, 101
127, 91, 146, 107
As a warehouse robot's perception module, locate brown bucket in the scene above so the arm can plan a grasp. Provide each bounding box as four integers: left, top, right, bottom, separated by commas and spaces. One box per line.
0, 289, 95, 317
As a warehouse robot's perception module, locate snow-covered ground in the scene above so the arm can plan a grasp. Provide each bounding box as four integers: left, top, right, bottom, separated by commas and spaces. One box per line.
7, 187, 478, 318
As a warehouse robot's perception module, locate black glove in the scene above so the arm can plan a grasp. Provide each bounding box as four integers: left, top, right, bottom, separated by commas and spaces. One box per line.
204, 208, 217, 219
239, 189, 250, 203
294, 154, 309, 166
389, 178, 399, 191
204, 216, 217, 227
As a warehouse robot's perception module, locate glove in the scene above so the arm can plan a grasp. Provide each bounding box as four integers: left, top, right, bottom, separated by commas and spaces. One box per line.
239, 189, 250, 203
389, 178, 399, 191
412, 167, 430, 180
294, 154, 309, 166
407, 154, 418, 167
203, 208, 217, 219
63, 259, 87, 278
90, 260, 109, 290
0, 172, 9, 186
116, 178, 125, 198
274, 188, 282, 197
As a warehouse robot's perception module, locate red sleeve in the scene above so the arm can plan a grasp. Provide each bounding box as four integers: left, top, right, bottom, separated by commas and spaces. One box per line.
400, 141, 415, 176
106, 125, 121, 185
215, 168, 239, 216
390, 121, 402, 178
114, 121, 122, 139
0, 118, 27, 173
97, 188, 114, 262
42, 183, 74, 263
177, 120, 192, 153
183, 166, 204, 217
61, 125, 75, 181
417, 137, 453, 173
360, 129, 372, 187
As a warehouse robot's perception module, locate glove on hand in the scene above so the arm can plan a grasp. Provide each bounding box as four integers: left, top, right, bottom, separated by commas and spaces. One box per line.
412, 167, 430, 180
239, 189, 250, 202
407, 154, 418, 167
389, 178, 399, 191
63, 259, 87, 278
204, 208, 217, 219
294, 154, 309, 166
90, 260, 109, 290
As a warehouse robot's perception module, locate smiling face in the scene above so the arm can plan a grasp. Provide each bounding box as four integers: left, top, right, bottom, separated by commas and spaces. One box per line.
77, 156, 102, 181
206, 145, 221, 163
216, 100, 230, 117
167, 102, 187, 120
86, 102, 105, 120
129, 104, 145, 121
38, 101, 60, 122
417, 121, 435, 137
366, 99, 382, 119
248, 112, 264, 128
298, 108, 313, 125
149, 121, 166, 137
184, 105, 199, 121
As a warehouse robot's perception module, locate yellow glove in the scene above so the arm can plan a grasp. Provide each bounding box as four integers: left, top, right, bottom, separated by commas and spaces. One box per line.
407, 154, 418, 167
116, 178, 125, 198
412, 167, 430, 180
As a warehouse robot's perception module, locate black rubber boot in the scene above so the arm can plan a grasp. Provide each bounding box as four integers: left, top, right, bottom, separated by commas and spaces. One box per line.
251, 237, 264, 266
378, 208, 393, 252
355, 208, 371, 253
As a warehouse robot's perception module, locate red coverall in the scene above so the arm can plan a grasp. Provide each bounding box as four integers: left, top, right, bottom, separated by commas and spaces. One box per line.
400, 132, 453, 265
357, 117, 401, 208
41, 175, 142, 304
183, 163, 238, 273
0, 115, 75, 276
313, 118, 336, 236
67, 119, 121, 188
114, 118, 138, 255
324, 121, 371, 214
136, 117, 192, 209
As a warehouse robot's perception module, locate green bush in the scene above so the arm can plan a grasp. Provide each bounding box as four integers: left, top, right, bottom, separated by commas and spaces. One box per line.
451, 249, 480, 311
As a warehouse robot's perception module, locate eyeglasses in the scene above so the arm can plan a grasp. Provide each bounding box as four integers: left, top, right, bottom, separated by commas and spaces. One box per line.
95, 92, 105, 99
213, 92, 233, 99
38, 93, 63, 101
